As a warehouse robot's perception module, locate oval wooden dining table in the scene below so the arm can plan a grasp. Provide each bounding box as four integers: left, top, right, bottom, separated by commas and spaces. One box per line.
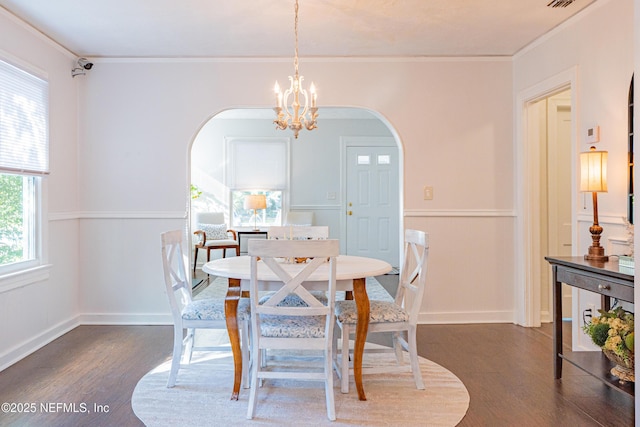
203, 255, 392, 402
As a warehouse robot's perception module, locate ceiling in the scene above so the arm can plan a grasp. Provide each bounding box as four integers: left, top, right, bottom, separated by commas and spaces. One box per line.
0, 0, 597, 59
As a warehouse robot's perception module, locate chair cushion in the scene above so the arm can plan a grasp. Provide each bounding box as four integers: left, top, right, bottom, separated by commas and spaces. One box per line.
259, 314, 327, 338
335, 300, 409, 324
236, 298, 251, 320
182, 297, 250, 321
198, 223, 229, 240
258, 291, 328, 307
204, 238, 238, 247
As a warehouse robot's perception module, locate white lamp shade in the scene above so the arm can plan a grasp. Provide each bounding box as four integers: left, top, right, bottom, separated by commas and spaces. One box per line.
244, 194, 267, 210
580, 149, 608, 192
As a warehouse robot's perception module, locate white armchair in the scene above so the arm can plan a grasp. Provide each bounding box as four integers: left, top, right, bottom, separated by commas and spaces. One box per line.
192, 212, 239, 273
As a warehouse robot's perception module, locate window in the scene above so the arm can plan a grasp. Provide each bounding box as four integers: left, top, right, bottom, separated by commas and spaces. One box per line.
231, 190, 282, 227
0, 57, 48, 275
357, 155, 370, 165
226, 138, 288, 228
377, 154, 390, 165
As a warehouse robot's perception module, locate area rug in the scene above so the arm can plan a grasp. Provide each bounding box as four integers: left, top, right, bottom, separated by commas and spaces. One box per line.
132, 337, 469, 426
192, 278, 204, 289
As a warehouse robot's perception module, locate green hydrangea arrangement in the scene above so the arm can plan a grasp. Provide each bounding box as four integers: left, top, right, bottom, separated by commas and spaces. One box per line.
583, 307, 634, 363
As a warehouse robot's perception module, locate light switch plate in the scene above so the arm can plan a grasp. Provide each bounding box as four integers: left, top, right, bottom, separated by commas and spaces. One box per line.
423, 186, 433, 200
586, 125, 600, 144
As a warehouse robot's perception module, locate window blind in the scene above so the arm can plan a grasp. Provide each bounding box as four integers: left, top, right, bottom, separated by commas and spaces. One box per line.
227, 138, 287, 190
0, 59, 49, 175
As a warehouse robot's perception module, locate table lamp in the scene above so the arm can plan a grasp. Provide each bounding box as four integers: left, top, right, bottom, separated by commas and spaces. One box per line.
244, 194, 267, 231
580, 146, 608, 262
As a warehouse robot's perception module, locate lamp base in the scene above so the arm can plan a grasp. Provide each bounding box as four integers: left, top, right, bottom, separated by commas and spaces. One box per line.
585, 219, 608, 262
584, 245, 608, 262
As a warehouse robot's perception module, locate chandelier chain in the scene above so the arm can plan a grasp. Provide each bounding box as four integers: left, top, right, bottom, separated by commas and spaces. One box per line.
294, 0, 299, 77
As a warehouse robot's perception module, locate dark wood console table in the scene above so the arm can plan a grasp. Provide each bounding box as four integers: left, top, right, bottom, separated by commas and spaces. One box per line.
545, 256, 634, 396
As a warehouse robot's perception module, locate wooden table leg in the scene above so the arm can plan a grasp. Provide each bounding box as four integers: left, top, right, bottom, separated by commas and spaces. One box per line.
225, 278, 242, 400
352, 277, 369, 401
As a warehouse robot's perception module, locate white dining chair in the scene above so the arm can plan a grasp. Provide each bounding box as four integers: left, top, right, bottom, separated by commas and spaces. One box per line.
283, 211, 315, 226
246, 239, 340, 421
334, 228, 429, 393
264, 225, 330, 306
268, 225, 328, 240
161, 230, 250, 388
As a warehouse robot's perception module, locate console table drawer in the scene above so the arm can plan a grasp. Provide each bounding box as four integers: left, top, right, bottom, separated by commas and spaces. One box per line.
556, 268, 633, 303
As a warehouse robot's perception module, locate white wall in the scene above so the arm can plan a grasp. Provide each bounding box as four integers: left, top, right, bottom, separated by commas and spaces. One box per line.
0, 12, 80, 369
513, 0, 634, 334
515, 0, 632, 231
77, 57, 514, 325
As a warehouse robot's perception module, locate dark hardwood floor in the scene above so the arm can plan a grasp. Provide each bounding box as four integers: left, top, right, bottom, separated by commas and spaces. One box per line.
0, 275, 634, 426
0, 325, 173, 427
418, 323, 633, 427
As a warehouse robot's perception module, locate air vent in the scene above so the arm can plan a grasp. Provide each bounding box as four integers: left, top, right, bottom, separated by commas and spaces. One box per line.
547, 0, 575, 7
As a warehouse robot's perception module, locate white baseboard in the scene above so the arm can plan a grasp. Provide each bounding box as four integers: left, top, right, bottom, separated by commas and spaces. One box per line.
0, 316, 79, 372
541, 310, 551, 323
418, 310, 515, 324
0, 314, 173, 373
84, 311, 516, 326
78, 313, 173, 325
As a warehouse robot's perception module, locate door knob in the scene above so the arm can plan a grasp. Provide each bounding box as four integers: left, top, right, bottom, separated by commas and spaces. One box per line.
347, 211, 353, 216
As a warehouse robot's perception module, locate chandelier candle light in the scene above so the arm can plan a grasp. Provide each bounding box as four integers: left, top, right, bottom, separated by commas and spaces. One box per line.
273, 0, 318, 139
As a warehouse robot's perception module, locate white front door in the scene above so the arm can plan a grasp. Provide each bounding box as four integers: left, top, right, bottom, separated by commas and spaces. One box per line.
345, 145, 399, 267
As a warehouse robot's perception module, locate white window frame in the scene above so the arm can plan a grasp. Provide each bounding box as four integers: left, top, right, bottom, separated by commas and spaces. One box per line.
0, 53, 50, 291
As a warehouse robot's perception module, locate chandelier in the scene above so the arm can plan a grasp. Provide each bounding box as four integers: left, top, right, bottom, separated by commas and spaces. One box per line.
273, 0, 317, 139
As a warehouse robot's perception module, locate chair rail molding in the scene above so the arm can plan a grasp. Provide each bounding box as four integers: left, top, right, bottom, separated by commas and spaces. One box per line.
404, 209, 515, 217
289, 204, 341, 211
49, 211, 187, 221
576, 212, 630, 225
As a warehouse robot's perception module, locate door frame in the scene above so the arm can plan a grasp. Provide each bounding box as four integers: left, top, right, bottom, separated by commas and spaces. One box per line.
545, 95, 573, 321
340, 136, 403, 266
515, 67, 578, 327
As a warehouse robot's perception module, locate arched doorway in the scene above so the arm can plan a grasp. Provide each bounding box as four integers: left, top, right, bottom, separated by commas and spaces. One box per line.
189, 107, 404, 272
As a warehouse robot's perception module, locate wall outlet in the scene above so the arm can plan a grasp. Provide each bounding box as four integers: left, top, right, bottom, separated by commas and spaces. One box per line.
582, 303, 597, 326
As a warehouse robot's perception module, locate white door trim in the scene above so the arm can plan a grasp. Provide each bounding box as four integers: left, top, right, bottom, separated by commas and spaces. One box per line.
515, 67, 578, 327
545, 95, 572, 323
